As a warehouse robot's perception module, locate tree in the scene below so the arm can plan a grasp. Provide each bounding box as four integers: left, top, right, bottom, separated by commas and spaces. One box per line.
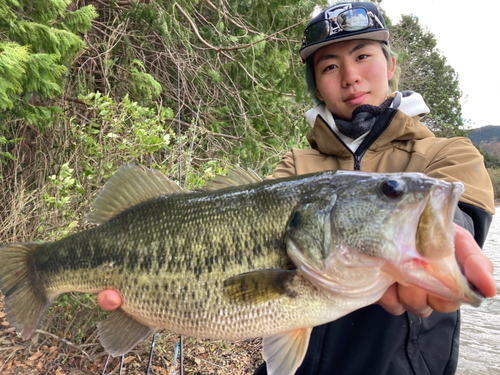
0, 0, 97, 123
0, 0, 97, 172
65, 0, 319, 176
388, 14, 466, 137
0, 0, 322, 243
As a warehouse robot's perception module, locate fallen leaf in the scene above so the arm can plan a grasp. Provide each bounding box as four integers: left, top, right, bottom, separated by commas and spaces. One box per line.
122, 356, 136, 365
28, 351, 44, 361
47, 350, 58, 360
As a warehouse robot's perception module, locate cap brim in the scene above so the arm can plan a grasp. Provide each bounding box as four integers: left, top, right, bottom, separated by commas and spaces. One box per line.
300, 30, 390, 61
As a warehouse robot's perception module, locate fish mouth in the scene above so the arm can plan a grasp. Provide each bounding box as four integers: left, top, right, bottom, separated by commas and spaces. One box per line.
395, 181, 484, 306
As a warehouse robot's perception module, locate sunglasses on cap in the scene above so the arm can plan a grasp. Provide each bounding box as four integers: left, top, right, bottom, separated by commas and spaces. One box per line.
302, 7, 385, 48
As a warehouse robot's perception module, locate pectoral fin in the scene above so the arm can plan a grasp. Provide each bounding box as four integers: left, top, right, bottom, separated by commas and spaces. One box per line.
223, 269, 298, 303
263, 327, 313, 375
97, 308, 158, 357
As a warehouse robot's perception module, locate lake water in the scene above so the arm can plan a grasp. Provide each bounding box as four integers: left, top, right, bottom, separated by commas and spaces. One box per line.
458, 207, 500, 374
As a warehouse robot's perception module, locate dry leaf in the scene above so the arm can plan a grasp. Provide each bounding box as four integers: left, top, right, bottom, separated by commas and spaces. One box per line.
47, 350, 58, 360
28, 351, 44, 361
122, 356, 136, 365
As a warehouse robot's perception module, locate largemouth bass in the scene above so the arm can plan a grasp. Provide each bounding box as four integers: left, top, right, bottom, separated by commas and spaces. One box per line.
0, 164, 484, 375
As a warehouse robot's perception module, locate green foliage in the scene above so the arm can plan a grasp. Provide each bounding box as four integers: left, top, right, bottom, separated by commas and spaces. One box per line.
76, 92, 177, 177
389, 15, 464, 137
0, 42, 30, 109
487, 168, 500, 200
63, 5, 99, 33
128, 60, 162, 102
43, 163, 82, 210
0, 0, 98, 171
477, 146, 500, 169
65, 0, 318, 174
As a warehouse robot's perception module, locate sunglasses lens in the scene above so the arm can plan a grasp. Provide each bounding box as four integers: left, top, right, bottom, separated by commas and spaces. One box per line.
304, 20, 331, 46
337, 9, 370, 31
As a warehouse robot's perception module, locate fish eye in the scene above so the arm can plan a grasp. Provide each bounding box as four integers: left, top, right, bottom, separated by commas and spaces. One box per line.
381, 179, 406, 199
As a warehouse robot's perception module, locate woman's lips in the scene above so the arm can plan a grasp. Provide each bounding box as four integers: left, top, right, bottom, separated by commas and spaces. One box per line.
344, 93, 368, 106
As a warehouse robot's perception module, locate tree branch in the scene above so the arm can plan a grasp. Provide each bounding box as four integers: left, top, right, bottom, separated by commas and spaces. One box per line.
35, 329, 93, 361
174, 2, 303, 53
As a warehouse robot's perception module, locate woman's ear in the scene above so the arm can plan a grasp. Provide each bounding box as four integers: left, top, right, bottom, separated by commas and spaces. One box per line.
387, 56, 397, 80
316, 89, 324, 102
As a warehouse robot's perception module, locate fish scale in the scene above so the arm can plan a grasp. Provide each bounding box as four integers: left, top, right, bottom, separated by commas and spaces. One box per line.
35, 177, 313, 335
0, 164, 484, 375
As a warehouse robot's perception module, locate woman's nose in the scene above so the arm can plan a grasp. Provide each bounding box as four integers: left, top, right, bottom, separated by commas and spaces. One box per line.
341, 64, 360, 87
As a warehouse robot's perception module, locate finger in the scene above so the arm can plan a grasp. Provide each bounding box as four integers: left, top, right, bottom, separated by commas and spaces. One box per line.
377, 284, 406, 316
428, 295, 460, 313
398, 284, 433, 318
463, 254, 497, 298
454, 225, 497, 298
97, 290, 122, 311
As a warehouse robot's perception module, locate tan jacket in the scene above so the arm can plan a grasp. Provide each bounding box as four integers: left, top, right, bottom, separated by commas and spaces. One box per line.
272, 109, 495, 215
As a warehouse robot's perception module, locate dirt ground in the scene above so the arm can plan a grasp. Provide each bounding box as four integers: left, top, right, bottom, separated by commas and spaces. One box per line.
0, 295, 263, 374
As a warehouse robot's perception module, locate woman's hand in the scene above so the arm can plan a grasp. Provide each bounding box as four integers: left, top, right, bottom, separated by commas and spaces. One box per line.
97, 289, 122, 311
378, 224, 497, 317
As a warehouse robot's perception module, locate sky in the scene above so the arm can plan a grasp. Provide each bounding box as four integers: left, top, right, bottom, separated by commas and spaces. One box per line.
380, 0, 500, 128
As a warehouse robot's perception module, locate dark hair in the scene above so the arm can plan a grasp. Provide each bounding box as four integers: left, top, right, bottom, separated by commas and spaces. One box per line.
304, 41, 400, 105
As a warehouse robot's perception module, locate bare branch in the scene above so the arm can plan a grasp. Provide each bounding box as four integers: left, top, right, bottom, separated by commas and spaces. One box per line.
174, 2, 302, 53
35, 329, 93, 361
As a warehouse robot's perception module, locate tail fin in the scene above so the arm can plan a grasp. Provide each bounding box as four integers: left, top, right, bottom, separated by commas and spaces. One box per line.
0, 242, 50, 339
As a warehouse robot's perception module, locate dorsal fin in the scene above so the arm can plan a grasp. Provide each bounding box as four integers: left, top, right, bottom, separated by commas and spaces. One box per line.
204, 166, 262, 191
87, 164, 185, 224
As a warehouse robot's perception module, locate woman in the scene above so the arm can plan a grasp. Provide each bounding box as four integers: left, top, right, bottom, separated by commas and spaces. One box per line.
253, 2, 496, 374
98, 2, 496, 374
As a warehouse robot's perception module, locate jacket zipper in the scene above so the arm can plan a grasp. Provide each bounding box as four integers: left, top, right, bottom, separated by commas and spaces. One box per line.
322, 123, 364, 170
318, 109, 398, 172
353, 154, 362, 171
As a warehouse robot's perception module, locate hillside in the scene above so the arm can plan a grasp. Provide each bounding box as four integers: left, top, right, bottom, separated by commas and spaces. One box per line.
468, 126, 500, 145
468, 126, 500, 164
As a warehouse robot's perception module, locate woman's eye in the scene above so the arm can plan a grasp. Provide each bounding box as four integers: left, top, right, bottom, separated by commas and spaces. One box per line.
323, 64, 337, 72
357, 54, 369, 60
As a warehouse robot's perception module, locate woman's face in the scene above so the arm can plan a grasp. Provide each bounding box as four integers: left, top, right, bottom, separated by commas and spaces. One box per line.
313, 39, 396, 120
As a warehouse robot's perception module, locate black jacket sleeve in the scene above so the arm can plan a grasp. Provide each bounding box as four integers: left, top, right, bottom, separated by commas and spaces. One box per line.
456, 202, 493, 248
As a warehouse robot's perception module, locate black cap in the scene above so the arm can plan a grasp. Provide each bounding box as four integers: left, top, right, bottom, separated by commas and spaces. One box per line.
300, 2, 389, 61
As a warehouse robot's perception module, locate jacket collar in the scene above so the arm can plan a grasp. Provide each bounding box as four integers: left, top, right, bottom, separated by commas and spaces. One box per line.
306, 92, 434, 155
304, 91, 430, 129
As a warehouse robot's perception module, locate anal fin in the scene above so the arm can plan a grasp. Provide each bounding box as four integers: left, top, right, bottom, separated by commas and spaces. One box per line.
97, 308, 158, 357
263, 327, 313, 375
